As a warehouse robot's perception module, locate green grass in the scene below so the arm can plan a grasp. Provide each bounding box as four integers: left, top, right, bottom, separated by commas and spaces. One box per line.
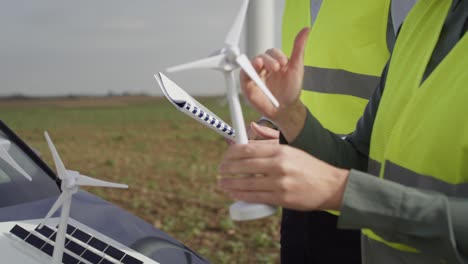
0, 96, 280, 263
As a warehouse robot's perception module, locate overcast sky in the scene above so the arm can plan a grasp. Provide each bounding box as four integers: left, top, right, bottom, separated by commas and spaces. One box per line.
0, 0, 284, 97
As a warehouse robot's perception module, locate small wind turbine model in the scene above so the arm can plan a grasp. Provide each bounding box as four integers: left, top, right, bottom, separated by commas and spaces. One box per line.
0, 138, 32, 181
38, 132, 128, 264
167, 0, 278, 221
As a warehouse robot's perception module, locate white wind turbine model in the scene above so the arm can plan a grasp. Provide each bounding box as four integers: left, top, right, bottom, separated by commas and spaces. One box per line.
38, 132, 128, 264
167, 0, 278, 221
0, 139, 32, 181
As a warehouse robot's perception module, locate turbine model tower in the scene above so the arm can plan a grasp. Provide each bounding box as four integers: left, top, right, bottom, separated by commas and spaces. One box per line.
167, 0, 278, 221
38, 132, 128, 264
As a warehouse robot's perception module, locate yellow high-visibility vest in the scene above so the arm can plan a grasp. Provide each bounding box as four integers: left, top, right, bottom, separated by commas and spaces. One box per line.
282, 0, 391, 135
363, 0, 468, 262
282, 0, 392, 216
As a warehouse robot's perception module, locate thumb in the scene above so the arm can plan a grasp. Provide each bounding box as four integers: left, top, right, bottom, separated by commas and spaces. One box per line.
289, 27, 310, 71
251, 122, 280, 140
247, 122, 259, 140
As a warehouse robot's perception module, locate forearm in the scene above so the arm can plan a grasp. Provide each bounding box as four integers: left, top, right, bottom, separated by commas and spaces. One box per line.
339, 170, 468, 259
279, 109, 368, 170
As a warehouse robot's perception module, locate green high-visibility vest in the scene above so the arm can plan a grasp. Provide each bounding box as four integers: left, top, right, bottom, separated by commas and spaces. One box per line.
363, 0, 468, 261
282, 0, 391, 135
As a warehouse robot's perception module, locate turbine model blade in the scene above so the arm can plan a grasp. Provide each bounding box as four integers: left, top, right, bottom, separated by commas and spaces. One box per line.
0, 141, 32, 181
236, 54, 280, 108
44, 132, 68, 180
167, 54, 225, 73
154, 73, 164, 91
225, 0, 249, 46
38, 191, 70, 228
76, 174, 128, 189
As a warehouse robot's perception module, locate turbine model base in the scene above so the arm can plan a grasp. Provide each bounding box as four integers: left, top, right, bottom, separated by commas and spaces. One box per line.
229, 201, 276, 221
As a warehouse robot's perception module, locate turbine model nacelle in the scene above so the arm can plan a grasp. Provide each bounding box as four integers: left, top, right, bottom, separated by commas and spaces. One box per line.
62, 170, 79, 192
223, 46, 241, 61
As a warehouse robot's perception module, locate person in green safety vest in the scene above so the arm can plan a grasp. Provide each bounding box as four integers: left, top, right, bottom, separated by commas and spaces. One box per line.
220, 0, 468, 263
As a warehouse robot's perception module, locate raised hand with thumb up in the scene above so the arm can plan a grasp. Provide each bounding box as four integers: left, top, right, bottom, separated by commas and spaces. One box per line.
240, 28, 310, 142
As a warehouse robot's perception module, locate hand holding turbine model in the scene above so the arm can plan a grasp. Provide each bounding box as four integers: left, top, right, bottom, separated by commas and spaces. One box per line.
166, 0, 278, 221
38, 132, 128, 264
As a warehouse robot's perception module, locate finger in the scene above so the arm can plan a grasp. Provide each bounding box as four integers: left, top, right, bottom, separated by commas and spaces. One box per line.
289, 27, 310, 72
222, 143, 279, 160
259, 69, 268, 79
258, 53, 280, 72
248, 139, 279, 145
247, 122, 259, 140
227, 190, 277, 206
224, 138, 235, 145
252, 56, 264, 70
240, 56, 264, 84
242, 80, 275, 115
251, 122, 279, 140
219, 156, 277, 175
218, 175, 275, 192
266, 48, 288, 67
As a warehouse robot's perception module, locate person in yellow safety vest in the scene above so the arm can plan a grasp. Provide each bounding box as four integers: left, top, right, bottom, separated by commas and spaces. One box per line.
282, 1, 391, 263
248, 0, 405, 262
220, 0, 468, 263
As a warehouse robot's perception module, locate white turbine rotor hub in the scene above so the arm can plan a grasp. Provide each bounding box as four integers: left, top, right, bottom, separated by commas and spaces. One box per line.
225, 47, 240, 63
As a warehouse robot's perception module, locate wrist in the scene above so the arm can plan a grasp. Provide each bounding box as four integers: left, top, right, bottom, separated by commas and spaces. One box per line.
323, 168, 349, 211
274, 100, 307, 142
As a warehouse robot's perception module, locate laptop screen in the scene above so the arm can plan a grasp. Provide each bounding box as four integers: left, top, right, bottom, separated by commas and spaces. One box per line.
0, 121, 60, 207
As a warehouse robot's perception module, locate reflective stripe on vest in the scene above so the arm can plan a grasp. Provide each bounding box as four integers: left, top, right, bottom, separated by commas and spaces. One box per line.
368, 158, 382, 176
366, 0, 468, 255
370, 160, 468, 197
306, 0, 383, 100
282, 0, 391, 135
303, 67, 380, 100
